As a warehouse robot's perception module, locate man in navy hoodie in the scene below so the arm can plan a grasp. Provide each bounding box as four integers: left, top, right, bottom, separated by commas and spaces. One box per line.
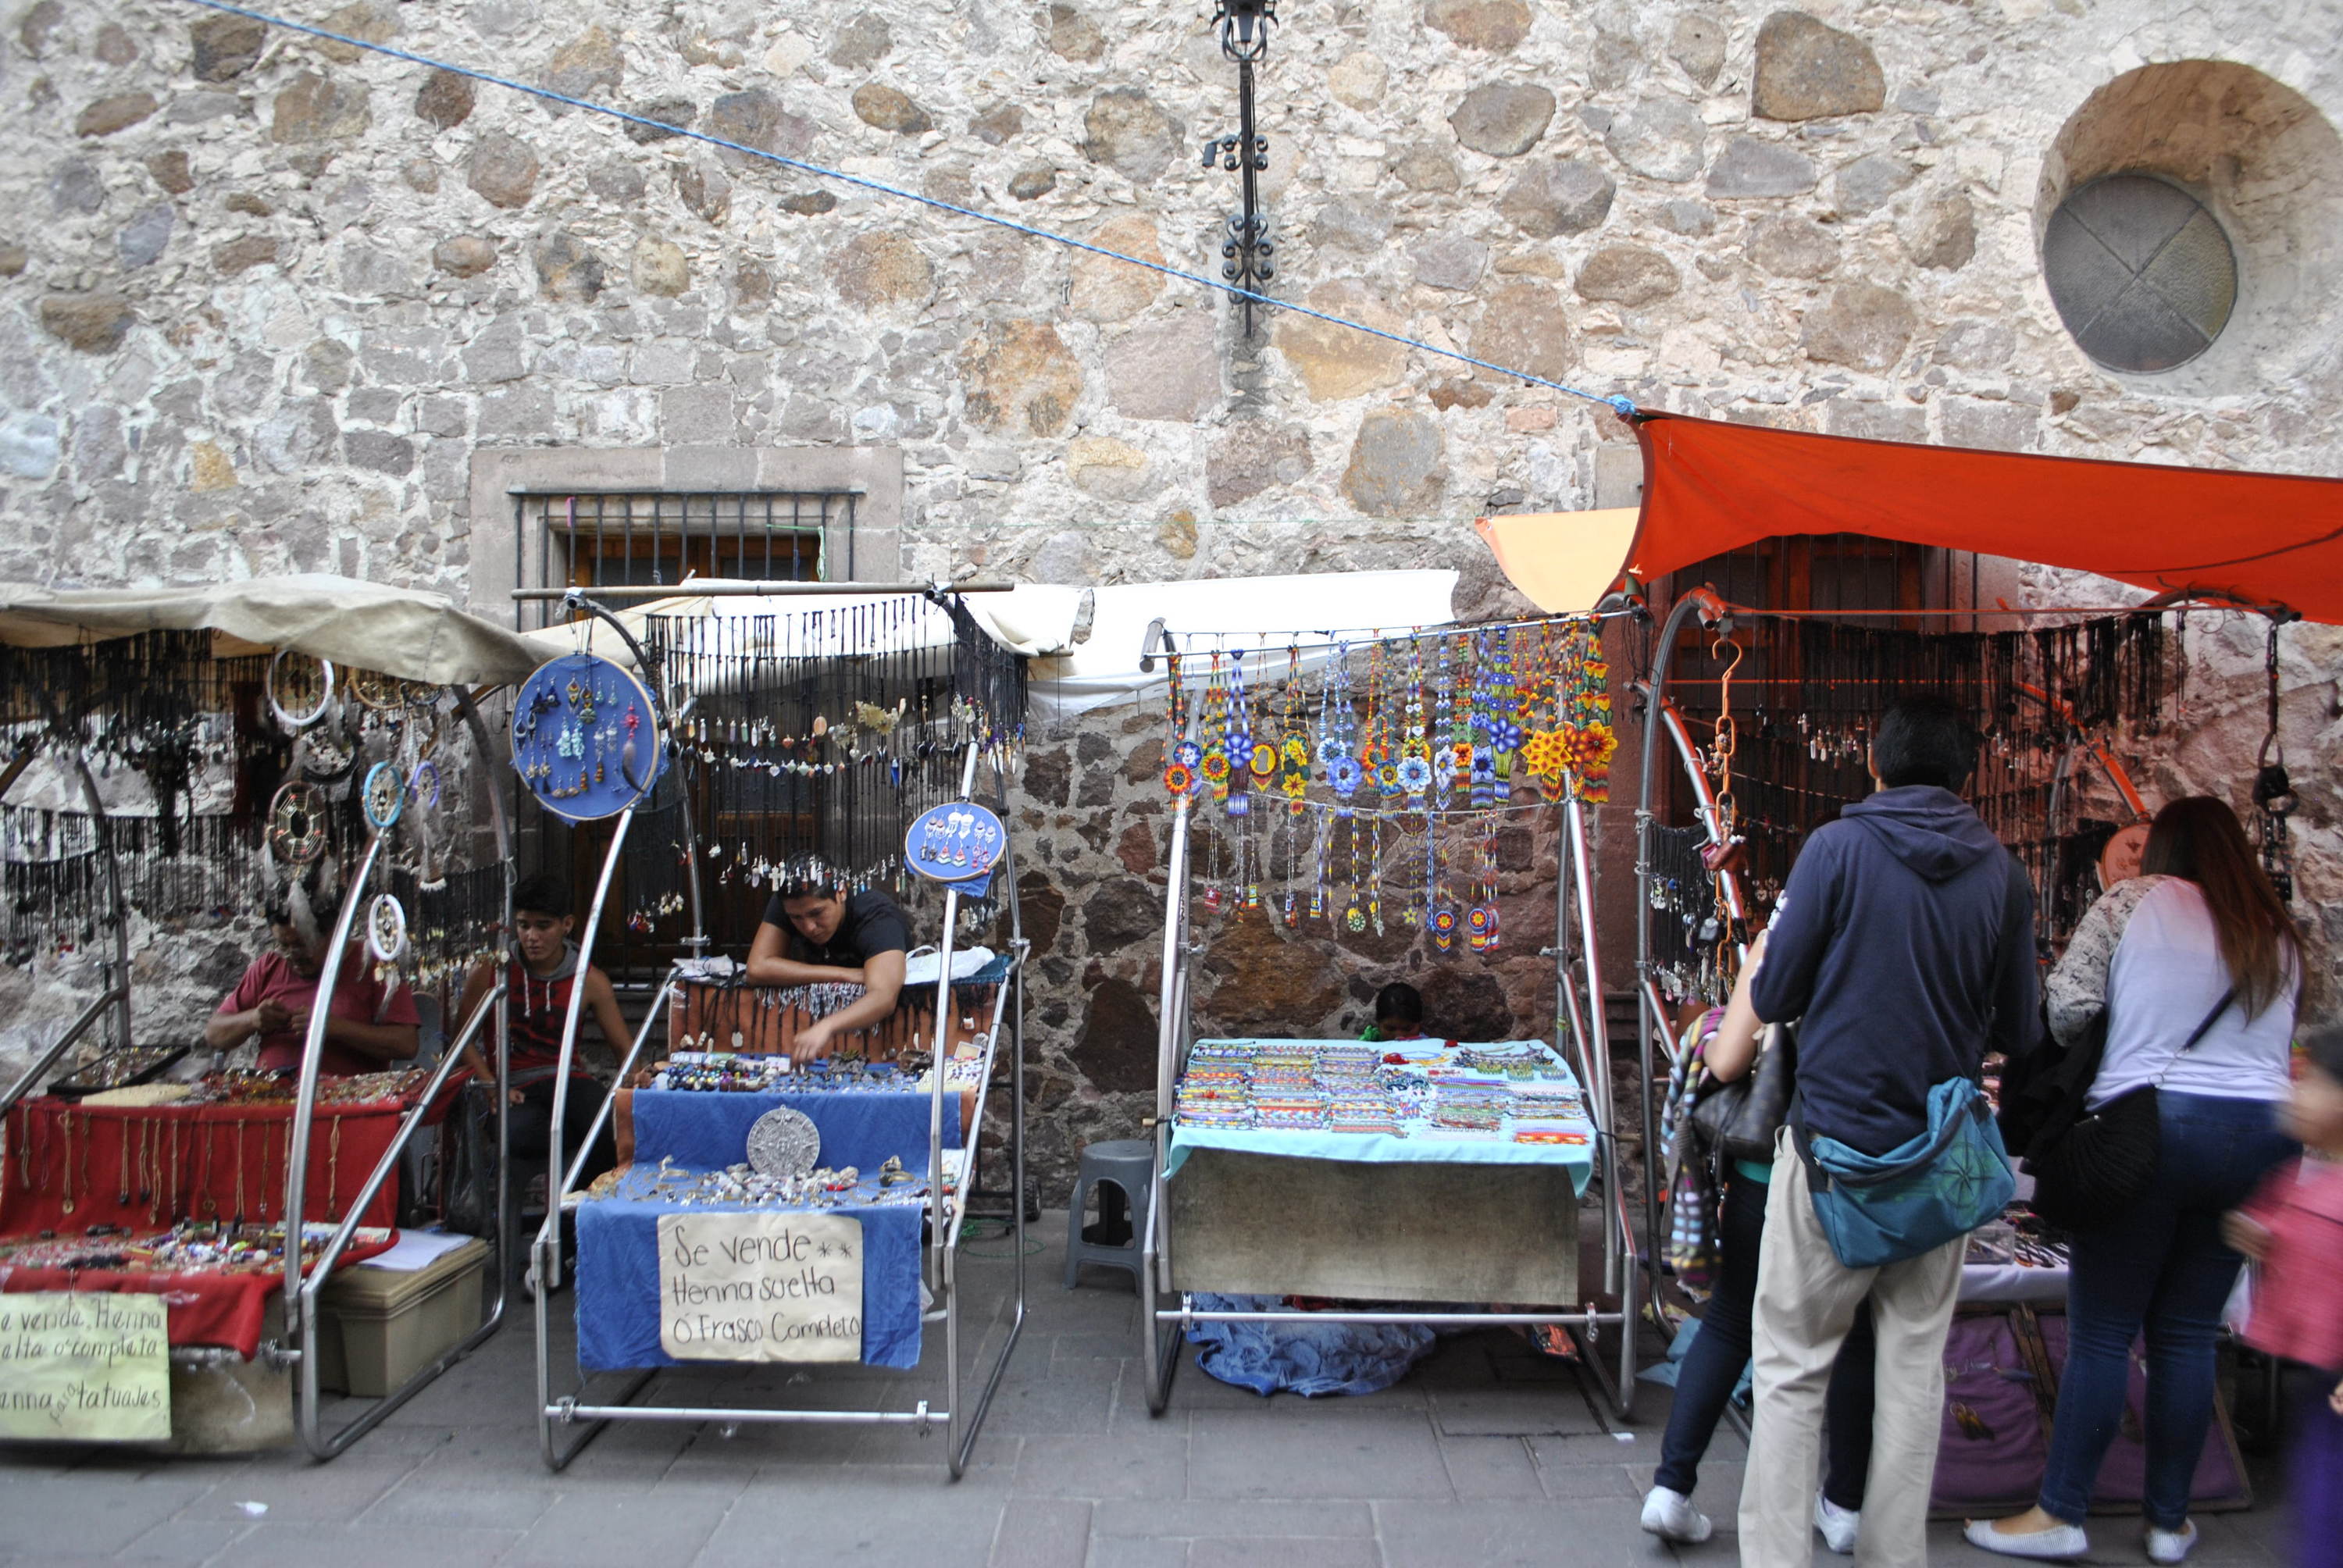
1738, 696, 2038, 1568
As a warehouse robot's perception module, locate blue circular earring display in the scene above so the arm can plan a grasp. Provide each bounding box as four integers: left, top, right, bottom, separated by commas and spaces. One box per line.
510, 652, 665, 821
362, 761, 406, 831
904, 800, 1006, 886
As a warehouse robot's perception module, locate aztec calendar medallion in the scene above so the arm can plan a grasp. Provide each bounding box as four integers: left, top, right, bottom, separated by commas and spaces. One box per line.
745, 1105, 822, 1178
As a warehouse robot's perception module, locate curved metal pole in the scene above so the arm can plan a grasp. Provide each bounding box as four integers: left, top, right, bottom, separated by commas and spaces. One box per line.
1632, 587, 1723, 1306
451, 686, 518, 1313
540, 804, 633, 1294
283, 831, 386, 1347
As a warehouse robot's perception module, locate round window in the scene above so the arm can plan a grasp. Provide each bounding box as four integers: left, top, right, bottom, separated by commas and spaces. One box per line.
2042, 174, 2237, 372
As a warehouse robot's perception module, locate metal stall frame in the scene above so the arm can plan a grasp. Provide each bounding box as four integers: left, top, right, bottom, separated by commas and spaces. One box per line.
522, 588, 1029, 1481
284, 685, 517, 1459
1133, 639, 1643, 1420
0, 670, 517, 1462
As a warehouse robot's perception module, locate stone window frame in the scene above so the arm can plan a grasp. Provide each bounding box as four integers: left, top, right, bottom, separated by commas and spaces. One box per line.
464, 445, 905, 624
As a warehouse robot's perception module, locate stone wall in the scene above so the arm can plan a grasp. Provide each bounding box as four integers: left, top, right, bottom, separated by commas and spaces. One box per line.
3, 0, 2340, 1189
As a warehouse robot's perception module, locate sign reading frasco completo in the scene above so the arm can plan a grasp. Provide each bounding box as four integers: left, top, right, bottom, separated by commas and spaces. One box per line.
656, 1212, 864, 1363
0, 1292, 169, 1441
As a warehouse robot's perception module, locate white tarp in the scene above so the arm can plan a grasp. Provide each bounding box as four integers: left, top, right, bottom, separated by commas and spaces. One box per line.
1025, 570, 1460, 723
515, 583, 1085, 672
0, 574, 544, 688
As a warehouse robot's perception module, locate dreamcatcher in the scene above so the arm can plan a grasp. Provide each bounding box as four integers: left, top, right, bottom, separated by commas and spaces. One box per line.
267, 650, 334, 732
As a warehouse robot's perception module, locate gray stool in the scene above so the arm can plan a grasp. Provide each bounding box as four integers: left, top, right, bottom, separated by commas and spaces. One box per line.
1063, 1139, 1154, 1291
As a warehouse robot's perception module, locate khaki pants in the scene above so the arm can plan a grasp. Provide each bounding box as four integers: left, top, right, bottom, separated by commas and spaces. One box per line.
1739, 1128, 1964, 1568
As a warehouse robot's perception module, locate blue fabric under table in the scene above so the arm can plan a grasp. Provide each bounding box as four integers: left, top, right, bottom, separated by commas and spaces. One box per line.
576, 1169, 926, 1370
629, 1085, 959, 1177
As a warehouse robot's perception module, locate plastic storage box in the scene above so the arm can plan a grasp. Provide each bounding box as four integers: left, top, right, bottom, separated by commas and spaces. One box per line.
313, 1235, 490, 1398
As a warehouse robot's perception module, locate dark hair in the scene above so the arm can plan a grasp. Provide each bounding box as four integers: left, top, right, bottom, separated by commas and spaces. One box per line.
2140, 795, 2300, 1019
512, 873, 572, 920
2299, 1024, 2343, 1086
779, 878, 843, 903
1870, 695, 1977, 790
1374, 982, 1424, 1027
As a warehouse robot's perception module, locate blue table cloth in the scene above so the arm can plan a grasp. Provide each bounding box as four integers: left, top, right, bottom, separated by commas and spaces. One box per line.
576, 1169, 926, 1370
629, 1085, 959, 1178
1164, 1038, 1598, 1196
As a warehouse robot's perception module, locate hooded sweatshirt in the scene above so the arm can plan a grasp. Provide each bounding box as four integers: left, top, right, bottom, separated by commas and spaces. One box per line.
1752, 785, 2040, 1155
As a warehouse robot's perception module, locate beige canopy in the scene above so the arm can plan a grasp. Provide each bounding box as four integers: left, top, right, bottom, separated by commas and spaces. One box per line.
0, 574, 544, 687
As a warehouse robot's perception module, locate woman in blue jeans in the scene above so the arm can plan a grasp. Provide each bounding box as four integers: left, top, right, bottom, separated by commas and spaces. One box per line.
1642, 934, 1877, 1550
1971, 797, 2301, 1564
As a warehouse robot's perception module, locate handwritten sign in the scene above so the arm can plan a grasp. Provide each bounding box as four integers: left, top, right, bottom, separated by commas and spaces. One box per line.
657, 1212, 864, 1363
0, 1292, 169, 1441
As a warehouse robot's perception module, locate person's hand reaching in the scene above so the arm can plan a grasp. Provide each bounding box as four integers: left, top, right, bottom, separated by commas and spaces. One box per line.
790, 1018, 838, 1067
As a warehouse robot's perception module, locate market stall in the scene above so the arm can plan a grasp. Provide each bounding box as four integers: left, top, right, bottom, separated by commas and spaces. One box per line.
515, 583, 1043, 1478
1127, 611, 1645, 1416
0, 576, 538, 1458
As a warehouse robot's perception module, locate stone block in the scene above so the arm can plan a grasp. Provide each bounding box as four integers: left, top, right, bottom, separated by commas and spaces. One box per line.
1393, 144, 1460, 193
1070, 216, 1164, 323
1823, 399, 1926, 443
1425, 0, 1532, 52
1450, 83, 1555, 158
1047, 5, 1101, 63
533, 231, 606, 303
1328, 52, 1387, 109
1604, 99, 1706, 183
476, 385, 555, 439
50, 159, 103, 215
77, 92, 158, 137
1008, 166, 1056, 200
434, 235, 497, 278
118, 204, 173, 269
1107, 318, 1219, 422
1342, 407, 1446, 516
467, 132, 540, 208
463, 319, 528, 383
1656, 198, 1717, 236
1753, 10, 1885, 121
1066, 435, 1150, 500
1747, 216, 1839, 279
1942, 397, 2038, 452
971, 103, 1023, 146
633, 237, 690, 298
415, 70, 475, 130
1706, 134, 1818, 198
346, 429, 416, 475
1834, 151, 1915, 216
853, 84, 933, 135
705, 89, 813, 165
1472, 277, 1575, 381
1312, 198, 1393, 254
545, 23, 622, 99
254, 397, 338, 472
676, 159, 731, 224
147, 149, 194, 194
1801, 281, 1917, 370
1670, 14, 1727, 86
1207, 422, 1311, 508
1275, 282, 1407, 402
1500, 159, 1614, 237
0, 413, 60, 480
625, 97, 696, 144
961, 320, 1084, 437
1902, 192, 1976, 270
38, 293, 134, 353
1082, 88, 1179, 183
273, 72, 369, 143
1575, 244, 1681, 305
310, 2, 396, 65
190, 12, 266, 80
1934, 319, 2014, 370
1411, 235, 1488, 292
829, 230, 933, 310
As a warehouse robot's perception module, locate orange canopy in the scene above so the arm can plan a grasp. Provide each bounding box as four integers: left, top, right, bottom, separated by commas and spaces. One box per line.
1591, 412, 2343, 624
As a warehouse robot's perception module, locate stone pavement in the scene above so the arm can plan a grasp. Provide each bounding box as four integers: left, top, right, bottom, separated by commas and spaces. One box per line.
0, 1217, 2294, 1566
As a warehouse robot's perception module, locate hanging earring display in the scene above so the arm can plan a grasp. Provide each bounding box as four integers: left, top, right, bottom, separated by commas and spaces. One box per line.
509, 652, 665, 821
266, 781, 328, 867
366, 893, 408, 964
267, 650, 334, 730
362, 761, 405, 832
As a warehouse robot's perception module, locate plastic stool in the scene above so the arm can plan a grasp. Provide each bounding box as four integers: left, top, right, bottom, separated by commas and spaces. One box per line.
1063, 1139, 1154, 1292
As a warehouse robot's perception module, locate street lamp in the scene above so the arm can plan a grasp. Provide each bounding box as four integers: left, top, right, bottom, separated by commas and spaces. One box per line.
1201, 0, 1278, 337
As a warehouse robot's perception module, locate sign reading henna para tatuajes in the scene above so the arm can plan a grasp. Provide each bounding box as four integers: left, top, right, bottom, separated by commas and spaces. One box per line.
656, 1212, 863, 1363
0, 1292, 169, 1441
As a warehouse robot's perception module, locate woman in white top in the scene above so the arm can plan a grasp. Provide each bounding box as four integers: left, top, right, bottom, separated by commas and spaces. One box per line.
1971, 796, 2302, 1563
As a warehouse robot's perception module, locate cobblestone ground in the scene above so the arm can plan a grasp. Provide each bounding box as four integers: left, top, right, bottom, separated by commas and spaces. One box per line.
0, 1217, 2295, 1566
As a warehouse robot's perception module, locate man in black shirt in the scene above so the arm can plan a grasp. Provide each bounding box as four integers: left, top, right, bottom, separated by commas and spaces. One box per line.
745, 877, 911, 1063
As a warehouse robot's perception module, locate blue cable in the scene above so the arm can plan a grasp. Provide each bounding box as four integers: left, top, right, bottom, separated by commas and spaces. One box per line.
176, 0, 1639, 420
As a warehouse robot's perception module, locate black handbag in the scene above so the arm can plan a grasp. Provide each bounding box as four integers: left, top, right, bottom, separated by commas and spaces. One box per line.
2024, 987, 2234, 1230
1690, 1021, 1798, 1166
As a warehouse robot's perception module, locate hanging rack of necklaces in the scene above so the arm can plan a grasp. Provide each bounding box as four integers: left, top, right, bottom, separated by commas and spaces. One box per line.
1647, 605, 2184, 980
2248, 616, 2298, 903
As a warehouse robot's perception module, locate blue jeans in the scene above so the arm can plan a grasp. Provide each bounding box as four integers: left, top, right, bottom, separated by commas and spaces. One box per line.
1655, 1170, 1876, 1505
2038, 1092, 2295, 1528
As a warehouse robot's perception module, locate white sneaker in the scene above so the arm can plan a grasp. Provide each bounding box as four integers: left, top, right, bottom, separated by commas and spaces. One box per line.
1814, 1492, 1860, 1555
1640, 1485, 1714, 1545
2146, 1520, 2197, 1564
1963, 1518, 2090, 1560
